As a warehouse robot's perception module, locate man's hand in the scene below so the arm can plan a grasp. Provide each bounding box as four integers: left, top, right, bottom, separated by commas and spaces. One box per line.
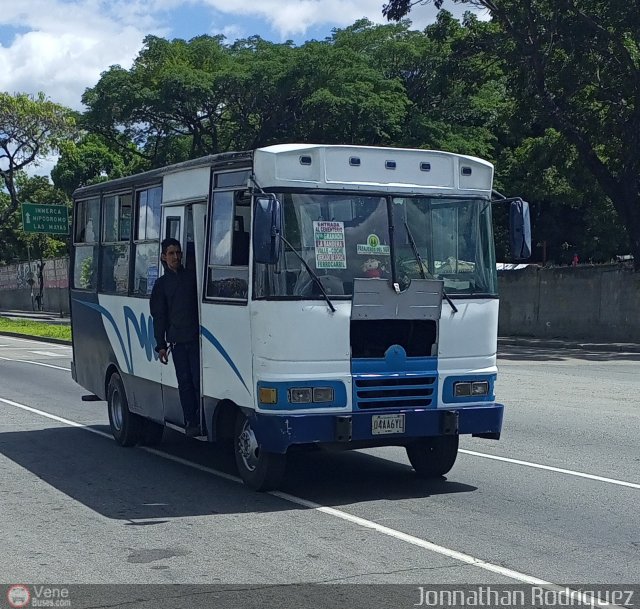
158, 348, 169, 365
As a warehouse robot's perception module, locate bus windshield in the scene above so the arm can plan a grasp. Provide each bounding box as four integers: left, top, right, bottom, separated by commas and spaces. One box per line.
254, 192, 497, 299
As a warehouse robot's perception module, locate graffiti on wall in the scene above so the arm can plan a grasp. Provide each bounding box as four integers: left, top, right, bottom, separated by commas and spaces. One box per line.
0, 257, 69, 290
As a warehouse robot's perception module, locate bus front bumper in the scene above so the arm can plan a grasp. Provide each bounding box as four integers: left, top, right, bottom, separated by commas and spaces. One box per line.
251, 404, 503, 454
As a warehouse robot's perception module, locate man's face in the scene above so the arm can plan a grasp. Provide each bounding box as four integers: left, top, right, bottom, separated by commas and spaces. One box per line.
162, 245, 183, 272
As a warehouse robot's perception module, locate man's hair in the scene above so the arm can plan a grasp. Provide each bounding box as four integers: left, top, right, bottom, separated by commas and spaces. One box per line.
161, 237, 181, 254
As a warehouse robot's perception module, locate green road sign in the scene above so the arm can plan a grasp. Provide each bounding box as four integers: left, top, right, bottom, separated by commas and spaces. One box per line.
22, 203, 69, 235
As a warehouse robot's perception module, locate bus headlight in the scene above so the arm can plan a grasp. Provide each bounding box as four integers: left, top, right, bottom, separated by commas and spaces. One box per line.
454, 381, 489, 398
312, 387, 334, 402
288, 388, 312, 403
454, 382, 471, 397
471, 381, 489, 396
287, 387, 335, 403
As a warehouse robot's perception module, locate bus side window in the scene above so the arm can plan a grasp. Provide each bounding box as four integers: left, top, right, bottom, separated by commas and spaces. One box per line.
100, 193, 132, 294
206, 189, 249, 301
72, 197, 100, 291
133, 185, 162, 296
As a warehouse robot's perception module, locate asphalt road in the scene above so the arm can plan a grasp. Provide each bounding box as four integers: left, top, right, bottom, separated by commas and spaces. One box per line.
0, 336, 638, 606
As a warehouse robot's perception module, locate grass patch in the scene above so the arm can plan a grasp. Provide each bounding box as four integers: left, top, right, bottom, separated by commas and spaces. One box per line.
0, 316, 71, 342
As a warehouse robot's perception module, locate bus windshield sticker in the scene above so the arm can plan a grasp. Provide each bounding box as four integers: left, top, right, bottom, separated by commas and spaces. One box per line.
313, 221, 347, 269
357, 234, 390, 256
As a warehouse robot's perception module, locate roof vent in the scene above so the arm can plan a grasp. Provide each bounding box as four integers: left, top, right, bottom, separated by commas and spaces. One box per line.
461, 166, 472, 176
299, 155, 312, 166
349, 157, 361, 166
385, 160, 397, 170
420, 162, 431, 172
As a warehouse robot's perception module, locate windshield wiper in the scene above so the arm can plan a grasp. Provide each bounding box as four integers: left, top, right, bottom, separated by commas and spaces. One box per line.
404, 221, 458, 314
279, 235, 336, 313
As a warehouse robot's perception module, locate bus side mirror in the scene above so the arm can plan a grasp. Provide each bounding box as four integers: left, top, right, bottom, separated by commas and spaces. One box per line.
509, 198, 531, 260
253, 195, 282, 265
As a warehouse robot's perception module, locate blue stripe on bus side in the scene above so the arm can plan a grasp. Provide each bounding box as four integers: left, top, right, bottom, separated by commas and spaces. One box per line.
73, 299, 133, 374
200, 326, 250, 394
74, 299, 249, 394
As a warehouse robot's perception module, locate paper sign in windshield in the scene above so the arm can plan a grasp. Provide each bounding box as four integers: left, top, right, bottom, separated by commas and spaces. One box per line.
357, 234, 390, 256
313, 221, 347, 269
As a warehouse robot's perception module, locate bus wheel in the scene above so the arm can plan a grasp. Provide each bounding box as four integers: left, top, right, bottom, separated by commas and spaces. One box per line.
107, 372, 142, 447
234, 411, 286, 491
140, 420, 164, 446
406, 435, 459, 478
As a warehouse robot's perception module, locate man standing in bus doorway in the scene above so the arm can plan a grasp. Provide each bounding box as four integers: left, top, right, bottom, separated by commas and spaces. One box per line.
150, 238, 202, 437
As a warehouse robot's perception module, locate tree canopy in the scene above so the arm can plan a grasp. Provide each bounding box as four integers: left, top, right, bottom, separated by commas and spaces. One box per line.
1, 11, 636, 268
0, 92, 75, 227
383, 0, 640, 268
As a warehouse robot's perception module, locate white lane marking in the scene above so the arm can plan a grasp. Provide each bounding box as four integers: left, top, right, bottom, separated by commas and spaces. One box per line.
0, 397, 110, 437
29, 350, 68, 357
0, 396, 628, 607
0, 346, 71, 351
0, 355, 70, 371
0, 335, 67, 345
460, 449, 640, 490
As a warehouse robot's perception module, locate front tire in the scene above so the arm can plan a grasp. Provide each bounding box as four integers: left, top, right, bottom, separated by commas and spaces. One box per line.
234, 411, 286, 491
406, 435, 459, 478
107, 372, 143, 447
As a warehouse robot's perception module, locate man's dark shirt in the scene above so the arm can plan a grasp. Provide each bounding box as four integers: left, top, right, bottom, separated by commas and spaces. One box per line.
150, 266, 199, 351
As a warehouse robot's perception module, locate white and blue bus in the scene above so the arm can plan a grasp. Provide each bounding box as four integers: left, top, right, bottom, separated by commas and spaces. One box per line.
70, 144, 530, 490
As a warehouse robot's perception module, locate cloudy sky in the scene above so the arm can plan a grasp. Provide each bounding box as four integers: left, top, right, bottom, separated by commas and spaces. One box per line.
0, 0, 480, 111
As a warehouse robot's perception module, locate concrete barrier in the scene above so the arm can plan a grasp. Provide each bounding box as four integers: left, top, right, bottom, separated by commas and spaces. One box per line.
498, 264, 640, 342
0, 287, 70, 315
0, 256, 70, 315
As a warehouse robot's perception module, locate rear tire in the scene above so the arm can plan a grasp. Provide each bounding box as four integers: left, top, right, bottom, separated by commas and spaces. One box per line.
107, 372, 143, 447
406, 435, 459, 478
234, 411, 286, 491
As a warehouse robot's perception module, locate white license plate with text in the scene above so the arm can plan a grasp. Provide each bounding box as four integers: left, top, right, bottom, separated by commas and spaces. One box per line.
371, 414, 405, 435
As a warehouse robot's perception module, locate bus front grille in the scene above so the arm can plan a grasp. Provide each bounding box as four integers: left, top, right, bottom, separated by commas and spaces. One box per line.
353, 375, 436, 410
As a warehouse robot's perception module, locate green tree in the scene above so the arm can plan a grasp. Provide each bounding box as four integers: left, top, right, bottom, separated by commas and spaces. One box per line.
51, 134, 144, 197
0, 92, 75, 227
383, 0, 640, 269
82, 35, 231, 166
497, 129, 628, 264
0, 173, 69, 298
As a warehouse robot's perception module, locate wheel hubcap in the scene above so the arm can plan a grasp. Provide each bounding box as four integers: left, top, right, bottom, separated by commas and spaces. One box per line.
238, 419, 259, 472
110, 389, 123, 432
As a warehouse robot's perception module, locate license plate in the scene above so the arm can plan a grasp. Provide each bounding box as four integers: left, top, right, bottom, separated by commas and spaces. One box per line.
372, 413, 405, 435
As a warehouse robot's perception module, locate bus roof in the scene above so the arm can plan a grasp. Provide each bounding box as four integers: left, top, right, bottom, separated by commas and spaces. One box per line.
72, 150, 253, 199
72, 144, 494, 200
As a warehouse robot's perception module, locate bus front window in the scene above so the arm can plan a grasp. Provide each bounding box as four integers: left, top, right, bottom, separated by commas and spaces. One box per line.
254, 193, 391, 298
391, 197, 497, 296
253, 193, 497, 299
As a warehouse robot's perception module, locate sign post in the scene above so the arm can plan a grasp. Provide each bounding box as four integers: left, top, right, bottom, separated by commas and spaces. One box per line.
21, 203, 69, 235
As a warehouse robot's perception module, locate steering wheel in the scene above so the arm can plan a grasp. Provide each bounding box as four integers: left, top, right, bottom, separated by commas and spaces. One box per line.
293, 274, 345, 296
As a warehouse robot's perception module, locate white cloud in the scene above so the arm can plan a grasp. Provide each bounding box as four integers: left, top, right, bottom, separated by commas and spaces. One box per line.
200, 0, 481, 38
0, 0, 165, 109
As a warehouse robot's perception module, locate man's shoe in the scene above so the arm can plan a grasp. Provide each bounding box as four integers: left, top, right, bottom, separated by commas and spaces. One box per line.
185, 425, 201, 437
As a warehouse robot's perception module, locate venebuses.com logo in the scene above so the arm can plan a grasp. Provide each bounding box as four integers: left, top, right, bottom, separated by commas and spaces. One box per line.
6, 585, 30, 608
5, 584, 71, 608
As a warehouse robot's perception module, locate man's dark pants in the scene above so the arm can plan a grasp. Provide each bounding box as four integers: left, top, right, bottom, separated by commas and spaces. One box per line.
172, 340, 201, 427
